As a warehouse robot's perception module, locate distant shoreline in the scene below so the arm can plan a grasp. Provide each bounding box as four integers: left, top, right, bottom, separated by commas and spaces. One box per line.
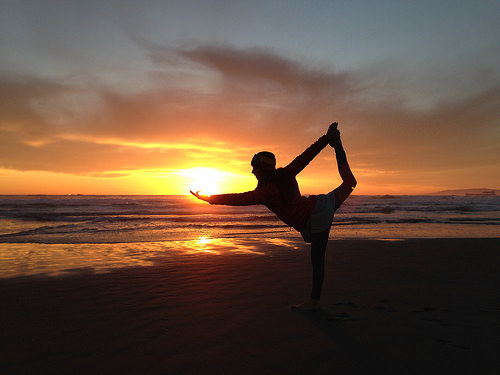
428, 188, 499, 196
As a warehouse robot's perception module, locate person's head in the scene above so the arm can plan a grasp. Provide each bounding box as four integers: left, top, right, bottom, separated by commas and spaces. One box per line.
251, 151, 276, 182
251, 151, 297, 203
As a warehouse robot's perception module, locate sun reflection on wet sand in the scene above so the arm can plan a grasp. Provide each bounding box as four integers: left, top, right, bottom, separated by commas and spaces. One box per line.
0, 242, 161, 278
172, 236, 267, 256
0, 236, 307, 278
263, 238, 302, 250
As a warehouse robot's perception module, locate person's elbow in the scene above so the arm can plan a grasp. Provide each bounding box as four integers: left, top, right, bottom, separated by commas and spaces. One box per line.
347, 175, 357, 190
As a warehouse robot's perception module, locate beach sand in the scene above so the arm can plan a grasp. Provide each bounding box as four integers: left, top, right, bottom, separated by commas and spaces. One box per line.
1, 238, 499, 374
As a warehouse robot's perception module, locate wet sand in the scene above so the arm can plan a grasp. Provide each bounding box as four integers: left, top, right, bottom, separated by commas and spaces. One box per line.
1, 238, 499, 374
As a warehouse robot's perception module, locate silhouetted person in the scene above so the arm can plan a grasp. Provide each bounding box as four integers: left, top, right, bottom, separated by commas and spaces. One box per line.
191, 123, 356, 310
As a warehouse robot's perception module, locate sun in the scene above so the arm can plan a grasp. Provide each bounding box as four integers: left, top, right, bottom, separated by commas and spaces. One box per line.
178, 167, 224, 196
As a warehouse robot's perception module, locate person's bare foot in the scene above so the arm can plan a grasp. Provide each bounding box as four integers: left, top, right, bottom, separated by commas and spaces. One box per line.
293, 299, 321, 311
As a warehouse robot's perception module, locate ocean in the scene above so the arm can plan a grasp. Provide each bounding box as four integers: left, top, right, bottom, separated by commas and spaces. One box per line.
1, 194, 499, 277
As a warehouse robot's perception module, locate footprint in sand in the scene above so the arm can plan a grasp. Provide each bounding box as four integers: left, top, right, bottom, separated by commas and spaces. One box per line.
433, 338, 471, 350
332, 301, 358, 308
325, 312, 360, 322
424, 317, 453, 327
410, 306, 454, 327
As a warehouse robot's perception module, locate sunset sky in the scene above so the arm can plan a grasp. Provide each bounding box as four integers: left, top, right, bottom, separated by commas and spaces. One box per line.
1, 0, 499, 195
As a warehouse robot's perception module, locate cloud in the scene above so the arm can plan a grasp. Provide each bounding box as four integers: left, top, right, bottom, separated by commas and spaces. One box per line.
1, 43, 499, 192
349, 84, 500, 171
0, 75, 72, 139
0, 44, 359, 173
140, 42, 359, 136
0, 131, 186, 174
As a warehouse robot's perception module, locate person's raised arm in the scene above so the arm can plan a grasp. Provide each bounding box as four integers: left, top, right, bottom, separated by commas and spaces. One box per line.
285, 134, 329, 176
328, 123, 357, 210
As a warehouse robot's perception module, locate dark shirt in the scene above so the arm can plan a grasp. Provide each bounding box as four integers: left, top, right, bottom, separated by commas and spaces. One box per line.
207, 135, 329, 231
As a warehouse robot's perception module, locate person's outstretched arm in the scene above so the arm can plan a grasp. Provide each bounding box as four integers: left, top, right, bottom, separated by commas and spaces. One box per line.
328, 124, 357, 209
190, 189, 263, 206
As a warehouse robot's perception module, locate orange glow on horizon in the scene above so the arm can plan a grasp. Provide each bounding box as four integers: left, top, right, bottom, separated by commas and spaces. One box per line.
0, 167, 480, 196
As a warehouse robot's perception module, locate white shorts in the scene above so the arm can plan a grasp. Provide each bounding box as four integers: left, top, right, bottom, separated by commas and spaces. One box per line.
300, 191, 336, 243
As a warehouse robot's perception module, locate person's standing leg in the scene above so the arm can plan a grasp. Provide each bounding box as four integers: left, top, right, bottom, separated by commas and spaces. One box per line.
310, 228, 330, 301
